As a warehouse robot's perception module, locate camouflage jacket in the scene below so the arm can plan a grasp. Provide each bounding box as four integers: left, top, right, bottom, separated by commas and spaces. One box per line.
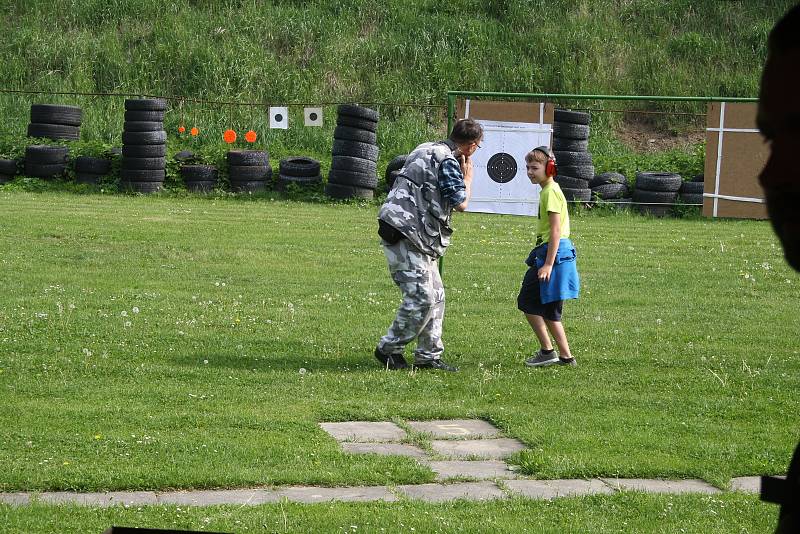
378, 140, 458, 258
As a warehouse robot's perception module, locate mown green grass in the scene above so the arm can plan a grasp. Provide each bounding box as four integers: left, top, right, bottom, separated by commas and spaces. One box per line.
0, 493, 777, 534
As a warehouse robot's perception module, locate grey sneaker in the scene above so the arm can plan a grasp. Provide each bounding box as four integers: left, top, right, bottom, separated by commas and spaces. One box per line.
525, 349, 559, 367
557, 356, 577, 367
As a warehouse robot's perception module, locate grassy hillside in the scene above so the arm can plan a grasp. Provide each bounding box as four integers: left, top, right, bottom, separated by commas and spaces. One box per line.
0, 0, 793, 179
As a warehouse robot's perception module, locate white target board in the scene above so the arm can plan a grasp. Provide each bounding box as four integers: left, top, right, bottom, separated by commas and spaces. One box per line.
466, 119, 552, 217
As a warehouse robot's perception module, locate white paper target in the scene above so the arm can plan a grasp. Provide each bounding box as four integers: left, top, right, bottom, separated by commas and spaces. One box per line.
467, 120, 552, 217
269, 106, 288, 129
304, 107, 323, 127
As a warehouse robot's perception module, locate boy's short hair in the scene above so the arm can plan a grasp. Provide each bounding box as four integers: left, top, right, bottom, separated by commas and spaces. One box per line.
525, 147, 552, 164
449, 119, 483, 144
769, 4, 800, 54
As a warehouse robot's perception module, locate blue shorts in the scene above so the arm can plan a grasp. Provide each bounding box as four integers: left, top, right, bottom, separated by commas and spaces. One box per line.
517, 266, 564, 322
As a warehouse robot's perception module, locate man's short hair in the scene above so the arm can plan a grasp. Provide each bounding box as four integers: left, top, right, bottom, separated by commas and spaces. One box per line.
449, 118, 483, 144
769, 4, 800, 54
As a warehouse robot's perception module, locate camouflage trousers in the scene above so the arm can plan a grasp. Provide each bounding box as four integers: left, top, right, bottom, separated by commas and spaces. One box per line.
378, 238, 445, 364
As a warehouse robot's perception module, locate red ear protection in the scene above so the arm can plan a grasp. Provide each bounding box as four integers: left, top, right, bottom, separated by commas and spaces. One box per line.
534, 146, 557, 177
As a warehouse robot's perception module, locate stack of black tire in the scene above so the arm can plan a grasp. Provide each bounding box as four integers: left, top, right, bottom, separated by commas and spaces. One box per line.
226, 150, 272, 192
633, 172, 682, 216
121, 99, 168, 193
384, 154, 407, 192
277, 157, 321, 191
553, 109, 593, 203
24, 145, 69, 179
326, 104, 379, 199
0, 158, 17, 184
74, 157, 112, 185
590, 172, 631, 207
679, 174, 704, 207
27, 104, 82, 141
180, 165, 218, 193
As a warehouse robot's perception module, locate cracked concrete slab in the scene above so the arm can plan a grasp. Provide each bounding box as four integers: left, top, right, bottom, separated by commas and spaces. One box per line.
340, 442, 428, 458
277, 486, 397, 503
546, 479, 616, 496
431, 438, 526, 459
425, 460, 517, 481
504, 480, 561, 499
0, 493, 30, 505
320, 421, 405, 442
601, 478, 721, 494
407, 419, 501, 439
396, 481, 506, 502
729, 476, 761, 492
157, 489, 280, 505
37, 491, 159, 507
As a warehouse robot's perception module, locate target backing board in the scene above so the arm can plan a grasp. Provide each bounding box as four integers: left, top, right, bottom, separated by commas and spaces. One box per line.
467, 119, 552, 217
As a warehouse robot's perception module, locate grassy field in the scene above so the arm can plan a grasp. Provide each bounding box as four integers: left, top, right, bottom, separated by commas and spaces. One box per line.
0, 189, 797, 531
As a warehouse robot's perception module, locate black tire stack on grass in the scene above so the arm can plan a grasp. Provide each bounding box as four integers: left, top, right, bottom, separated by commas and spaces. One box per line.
633, 172, 683, 216
277, 157, 321, 191
0, 158, 19, 184
74, 156, 112, 184
590, 172, 631, 207
384, 154, 407, 192
226, 150, 272, 192
121, 99, 168, 193
679, 178, 704, 206
553, 109, 593, 203
180, 165, 218, 193
24, 145, 69, 179
27, 104, 82, 141
326, 105, 379, 199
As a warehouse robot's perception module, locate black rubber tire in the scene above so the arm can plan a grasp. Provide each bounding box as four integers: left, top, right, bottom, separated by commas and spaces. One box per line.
124, 98, 168, 111
336, 114, 378, 132
333, 125, 377, 144
174, 150, 195, 162
325, 182, 374, 199
331, 155, 376, 174
180, 165, 217, 181
561, 187, 592, 202
122, 144, 166, 157
554, 150, 592, 166
591, 182, 629, 200
121, 180, 163, 193
386, 169, 401, 191
24, 162, 66, 178
227, 150, 269, 166
328, 169, 378, 189
692, 173, 704, 182
0, 159, 18, 175
680, 180, 704, 194
30, 104, 82, 126
109, 147, 123, 156
552, 137, 588, 152
123, 121, 164, 132
25, 145, 69, 164
120, 168, 166, 182
122, 131, 167, 145
386, 154, 407, 174
555, 175, 590, 189
557, 165, 594, 181
27, 123, 79, 141
122, 157, 166, 170
554, 108, 591, 125
185, 180, 217, 193
553, 122, 590, 140
635, 172, 683, 192
279, 157, 321, 177
332, 139, 379, 161
590, 172, 628, 187
74, 156, 111, 174
680, 193, 704, 205
124, 110, 165, 122
230, 180, 267, 193
0, 174, 13, 184
633, 189, 678, 217
337, 104, 379, 122
228, 165, 273, 181
75, 172, 102, 184
276, 174, 322, 190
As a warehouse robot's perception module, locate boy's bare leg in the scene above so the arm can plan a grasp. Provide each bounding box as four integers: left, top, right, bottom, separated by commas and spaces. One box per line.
525, 313, 553, 350
545, 319, 572, 358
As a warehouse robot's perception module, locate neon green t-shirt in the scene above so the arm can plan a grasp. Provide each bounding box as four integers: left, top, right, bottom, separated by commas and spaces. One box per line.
536, 181, 570, 245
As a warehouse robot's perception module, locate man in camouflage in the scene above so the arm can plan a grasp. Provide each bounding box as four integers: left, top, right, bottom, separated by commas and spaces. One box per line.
375, 119, 483, 371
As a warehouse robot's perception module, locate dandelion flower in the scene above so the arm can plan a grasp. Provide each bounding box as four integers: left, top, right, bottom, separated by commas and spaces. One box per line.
223, 129, 237, 143
245, 130, 257, 143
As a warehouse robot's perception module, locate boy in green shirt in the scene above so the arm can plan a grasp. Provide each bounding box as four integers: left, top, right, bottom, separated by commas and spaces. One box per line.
517, 147, 580, 367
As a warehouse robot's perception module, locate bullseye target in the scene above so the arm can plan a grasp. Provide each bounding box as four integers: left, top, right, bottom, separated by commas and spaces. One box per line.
486, 152, 517, 183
